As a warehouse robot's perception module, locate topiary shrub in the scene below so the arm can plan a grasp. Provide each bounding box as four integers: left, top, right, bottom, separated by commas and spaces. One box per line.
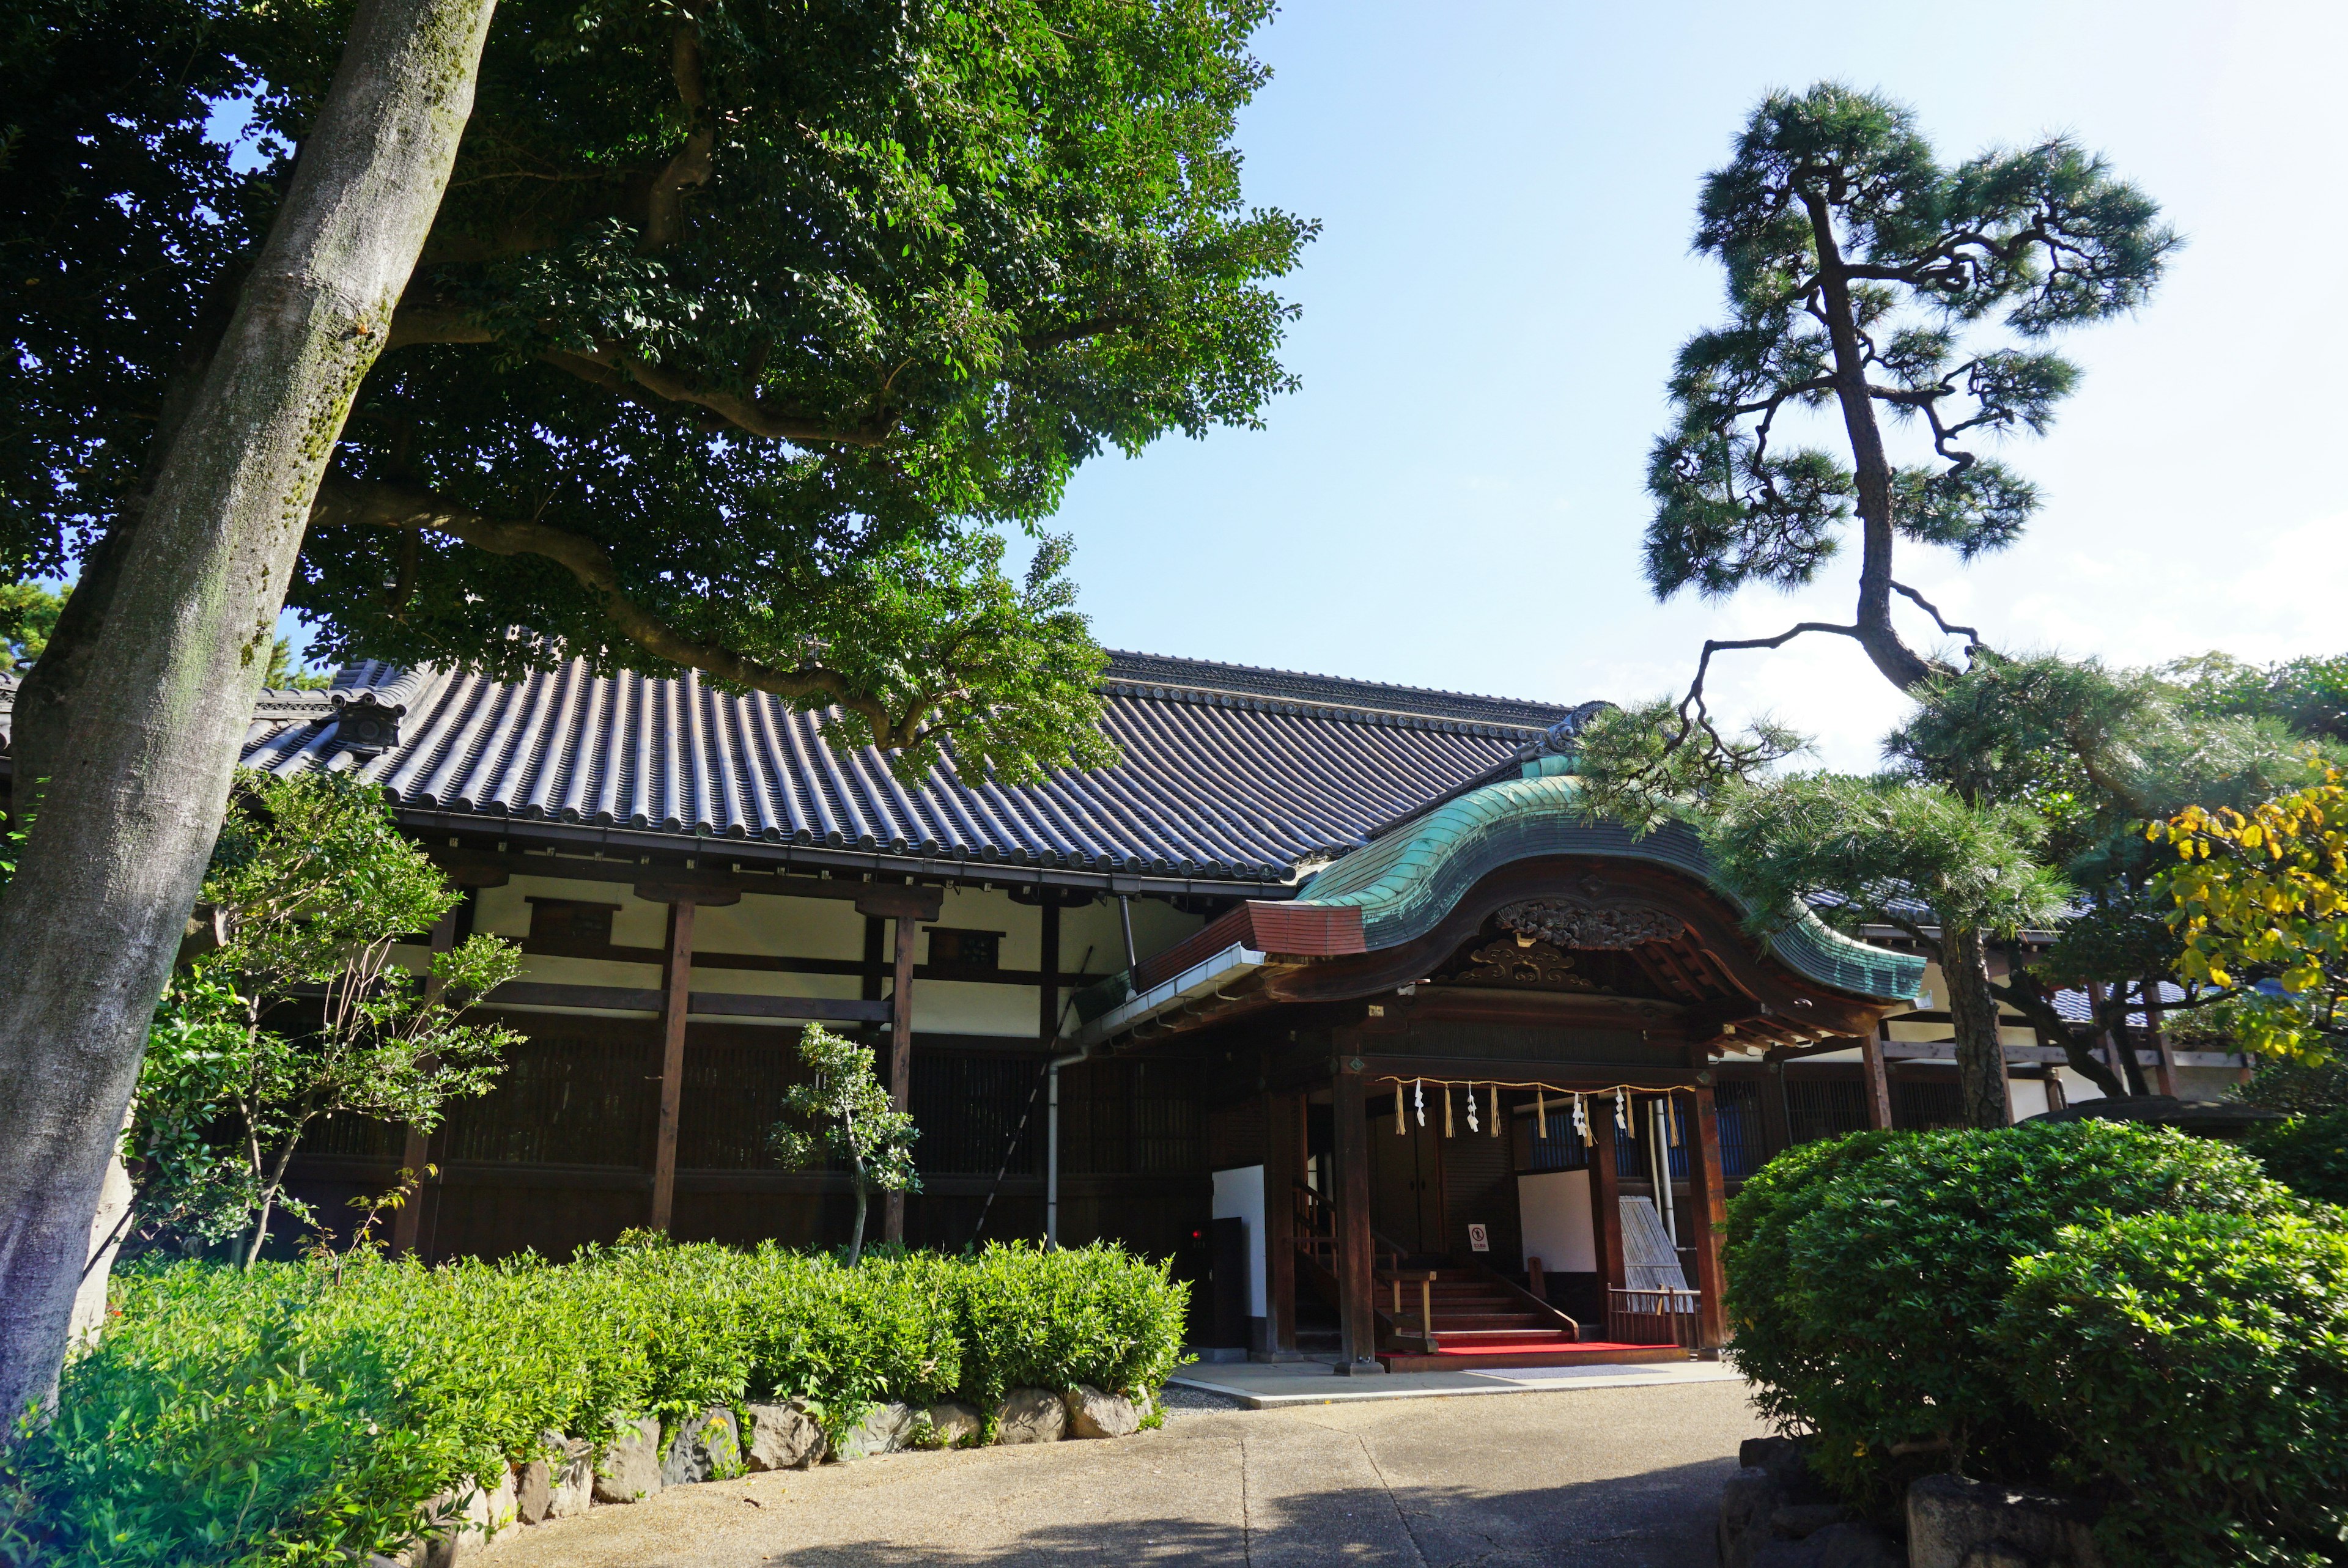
2243, 1108, 2348, 1208
1999, 1211, 2348, 1567
1723, 1121, 2291, 1507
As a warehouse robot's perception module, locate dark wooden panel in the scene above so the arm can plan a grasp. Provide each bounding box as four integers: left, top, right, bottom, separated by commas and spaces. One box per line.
1441, 1103, 1519, 1265
1208, 1095, 1265, 1171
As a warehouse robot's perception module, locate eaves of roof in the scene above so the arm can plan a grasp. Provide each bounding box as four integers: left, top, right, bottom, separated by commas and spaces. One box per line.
0, 653, 1590, 896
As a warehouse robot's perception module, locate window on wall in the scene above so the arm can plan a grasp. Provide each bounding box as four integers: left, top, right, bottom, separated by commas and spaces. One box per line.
525, 897, 619, 954
1785, 1078, 1870, 1145
925, 928, 1004, 972
1060, 1058, 1204, 1176
439, 1028, 653, 1166
911, 1054, 1043, 1174
1892, 1075, 1965, 1131
1516, 1106, 1591, 1172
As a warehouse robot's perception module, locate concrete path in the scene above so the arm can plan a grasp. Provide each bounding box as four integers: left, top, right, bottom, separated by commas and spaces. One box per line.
1170, 1358, 1744, 1409
482, 1380, 1763, 1567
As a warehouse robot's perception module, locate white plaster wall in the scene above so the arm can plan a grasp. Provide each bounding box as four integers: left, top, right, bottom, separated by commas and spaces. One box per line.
1211, 1165, 1268, 1319
912, 979, 1038, 1037
2008, 1078, 2051, 1120
1059, 895, 1202, 976
1518, 1169, 1597, 1273
696, 893, 864, 960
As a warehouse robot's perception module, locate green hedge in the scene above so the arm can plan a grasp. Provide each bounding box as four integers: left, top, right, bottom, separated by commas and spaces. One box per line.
2001, 1211, 2348, 1567
1722, 1122, 2295, 1511
2245, 1108, 2348, 1207
1, 1240, 1187, 1567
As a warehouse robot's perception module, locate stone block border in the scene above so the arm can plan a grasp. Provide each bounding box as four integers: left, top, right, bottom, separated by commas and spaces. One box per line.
377, 1385, 1156, 1564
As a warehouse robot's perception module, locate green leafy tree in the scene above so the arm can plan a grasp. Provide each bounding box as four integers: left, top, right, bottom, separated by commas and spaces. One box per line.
1705, 773, 2072, 1127
263, 636, 333, 691
768, 1026, 920, 1267
0, 0, 1304, 1413
2235, 1056, 2348, 1115
0, 584, 65, 673
2168, 651, 2348, 746
1591, 84, 2169, 1126
134, 771, 525, 1264
1646, 81, 2173, 701
1883, 653, 2333, 1097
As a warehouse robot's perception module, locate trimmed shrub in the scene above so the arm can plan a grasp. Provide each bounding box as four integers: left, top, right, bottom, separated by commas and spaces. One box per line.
1722, 1121, 2291, 1506
2245, 1108, 2348, 1207
951, 1242, 1190, 1412
2000, 1212, 2348, 1567
1, 1240, 1184, 1564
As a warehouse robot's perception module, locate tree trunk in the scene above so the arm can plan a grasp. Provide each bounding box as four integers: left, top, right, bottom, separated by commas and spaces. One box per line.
847, 1150, 868, 1267
1943, 927, 2011, 1130
0, 0, 495, 1421
64, 1105, 137, 1357
1803, 193, 1936, 691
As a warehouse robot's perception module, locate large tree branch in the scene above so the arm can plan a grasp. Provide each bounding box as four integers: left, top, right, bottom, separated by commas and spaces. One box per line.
542, 344, 893, 446
1673, 620, 1863, 752
309, 477, 926, 746
1888, 581, 1982, 647
639, 17, 714, 254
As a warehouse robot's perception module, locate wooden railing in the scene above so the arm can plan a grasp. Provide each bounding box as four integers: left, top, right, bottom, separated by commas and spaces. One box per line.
1472, 1260, 1582, 1341
1607, 1286, 1702, 1347
1379, 1268, 1440, 1349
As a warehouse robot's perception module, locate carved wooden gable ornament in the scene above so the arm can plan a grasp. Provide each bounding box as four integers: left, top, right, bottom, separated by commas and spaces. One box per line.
1493, 896, 1685, 951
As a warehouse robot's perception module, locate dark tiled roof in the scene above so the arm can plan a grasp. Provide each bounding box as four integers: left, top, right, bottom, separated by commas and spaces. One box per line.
0, 653, 1586, 886
2051, 980, 2191, 1028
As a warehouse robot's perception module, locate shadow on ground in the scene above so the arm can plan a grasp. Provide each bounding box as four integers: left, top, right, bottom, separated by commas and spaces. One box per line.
756, 1460, 1736, 1567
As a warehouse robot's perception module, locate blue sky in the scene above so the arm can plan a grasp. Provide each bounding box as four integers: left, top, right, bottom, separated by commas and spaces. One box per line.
263, 2, 2348, 770
1019, 0, 2348, 768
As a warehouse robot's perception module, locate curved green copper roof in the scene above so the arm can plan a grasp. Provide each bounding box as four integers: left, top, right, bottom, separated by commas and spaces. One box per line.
1290, 773, 1924, 1003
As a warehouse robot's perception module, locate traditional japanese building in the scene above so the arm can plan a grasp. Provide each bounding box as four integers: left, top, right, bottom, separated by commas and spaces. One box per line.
0, 652, 2251, 1369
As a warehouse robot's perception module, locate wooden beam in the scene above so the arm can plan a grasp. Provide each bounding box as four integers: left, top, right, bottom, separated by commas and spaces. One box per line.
1351, 1053, 1716, 1088
2146, 982, 2178, 1097
1331, 1058, 1381, 1373
1265, 1089, 1301, 1355
1688, 1086, 1729, 1350
1860, 1031, 1894, 1130
1590, 1104, 1626, 1294
649, 899, 696, 1233
427, 847, 944, 919
480, 981, 889, 1023
883, 911, 918, 1245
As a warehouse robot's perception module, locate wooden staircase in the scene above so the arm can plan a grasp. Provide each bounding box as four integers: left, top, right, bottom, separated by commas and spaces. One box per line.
1375, 1265, 1696, 1372
1290, 1181, 1694, 1372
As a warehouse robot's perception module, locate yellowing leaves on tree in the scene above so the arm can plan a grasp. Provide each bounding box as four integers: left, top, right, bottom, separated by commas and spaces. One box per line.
2151, 773, 2348, 1062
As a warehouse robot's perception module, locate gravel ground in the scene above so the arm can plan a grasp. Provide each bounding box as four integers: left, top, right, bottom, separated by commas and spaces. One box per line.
1154, 1381, 1252, 1415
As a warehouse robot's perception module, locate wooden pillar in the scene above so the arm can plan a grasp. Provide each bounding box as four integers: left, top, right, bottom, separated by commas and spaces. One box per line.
1860, 1028, 1894, 1130
1264, 1089, 1301, 1354
1688, 1084, 1730, 1350
391, 901, 462, 1257
648, 898, 697, 1232
1331, 1058, 1382, 1373
2087, 980, 2123, 1085
1039, 902, 1061, 1045
883, 912, 918, 1244
1589, 1103, 1625, 1291
2145, 982, 2177, 1097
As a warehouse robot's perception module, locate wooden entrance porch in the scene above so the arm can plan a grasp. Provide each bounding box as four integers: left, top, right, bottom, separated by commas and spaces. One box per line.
1268, 1043, 1737, 1372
